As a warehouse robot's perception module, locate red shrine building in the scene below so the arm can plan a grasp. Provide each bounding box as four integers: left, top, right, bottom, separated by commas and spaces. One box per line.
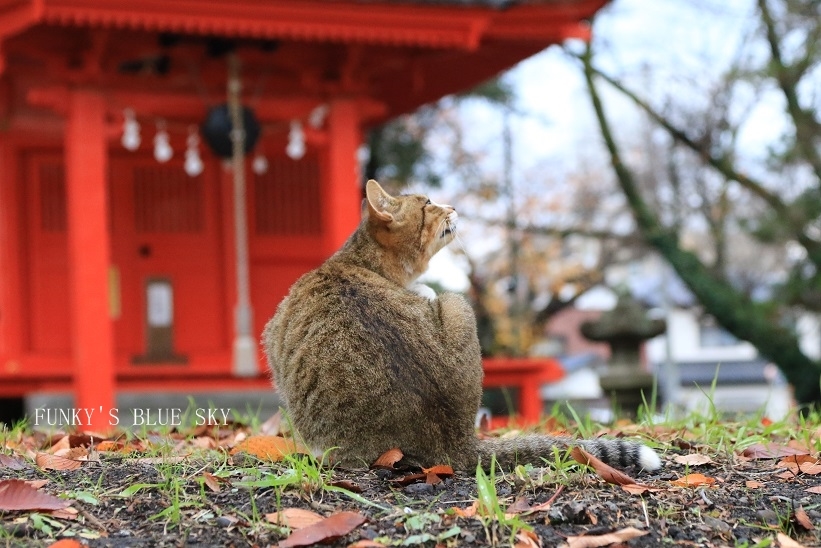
0, 0, 606, 428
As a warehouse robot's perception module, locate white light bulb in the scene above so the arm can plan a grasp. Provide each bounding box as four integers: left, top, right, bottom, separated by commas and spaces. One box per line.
154, 128, 173, 163
184, 126, 203, 176
252, 154, 269, 175
308, 104, 329, 128
121, 109, 141, 151
286, 120, 305, 160
184, 150, 204, 177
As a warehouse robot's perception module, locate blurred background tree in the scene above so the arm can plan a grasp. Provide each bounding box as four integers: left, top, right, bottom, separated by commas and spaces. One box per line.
579, 0, 821, 407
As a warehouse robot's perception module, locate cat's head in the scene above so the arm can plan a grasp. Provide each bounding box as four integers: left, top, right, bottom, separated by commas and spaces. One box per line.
364, 179, 458, 280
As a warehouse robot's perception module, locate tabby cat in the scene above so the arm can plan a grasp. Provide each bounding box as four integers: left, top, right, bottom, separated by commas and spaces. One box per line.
263, 179, 661, 472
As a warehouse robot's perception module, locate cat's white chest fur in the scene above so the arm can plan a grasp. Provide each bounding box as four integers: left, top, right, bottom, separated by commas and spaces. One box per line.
409, 283, 437, 301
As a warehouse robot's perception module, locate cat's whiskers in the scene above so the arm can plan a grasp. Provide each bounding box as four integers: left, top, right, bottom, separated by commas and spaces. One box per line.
452, 226, 468, 257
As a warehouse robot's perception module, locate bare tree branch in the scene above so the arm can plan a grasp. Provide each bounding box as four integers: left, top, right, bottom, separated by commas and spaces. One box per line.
580, 40, 821, 406
573, 52, 821, 269
758, 0, 821, 180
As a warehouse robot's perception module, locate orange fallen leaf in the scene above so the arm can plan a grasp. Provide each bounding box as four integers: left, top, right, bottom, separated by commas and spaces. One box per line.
421, 463, 454, 485
806, 486, 821, 494
35, 453, 83, 471
671, 473, 716, 487
49, 436, 71, 453
570, 447, 637, 486
348, 541, 387, 548
745, 480, 764, 489
95, 440, 122, 452
202, 472, 221, 493
25, 480, 49, 490
277, 511, 366, 548
266, 508, 325, 529
451, 500, 478, 518
372, 448, 403, 469
794, 506, 815, 530
423, 464, 454, 478
514, 529, 542, 548
565, 526, 648, 548
47, 540, 84, 548
0, 479, 71, 511
229, 435, 306, 462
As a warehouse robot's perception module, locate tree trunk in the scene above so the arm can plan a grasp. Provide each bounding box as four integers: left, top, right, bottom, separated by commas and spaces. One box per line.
580, 45, 821, 409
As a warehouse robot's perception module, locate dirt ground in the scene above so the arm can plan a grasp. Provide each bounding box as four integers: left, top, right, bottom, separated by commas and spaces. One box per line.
0, 418, 821, 548
2, 427, 821, 548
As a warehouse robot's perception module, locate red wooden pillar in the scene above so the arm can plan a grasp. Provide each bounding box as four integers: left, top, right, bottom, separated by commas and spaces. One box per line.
323, 99, 362, 255
0, 139, 22, 364
65, 88, 115, 430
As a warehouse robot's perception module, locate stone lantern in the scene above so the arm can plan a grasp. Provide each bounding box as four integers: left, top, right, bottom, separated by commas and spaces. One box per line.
580, 292, 666, 417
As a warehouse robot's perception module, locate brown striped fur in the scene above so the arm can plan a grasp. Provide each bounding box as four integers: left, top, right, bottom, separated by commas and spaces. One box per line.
263, 180, 660, 472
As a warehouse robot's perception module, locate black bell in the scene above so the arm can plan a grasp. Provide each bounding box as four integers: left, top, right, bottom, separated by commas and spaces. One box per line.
201, 104, 261, 158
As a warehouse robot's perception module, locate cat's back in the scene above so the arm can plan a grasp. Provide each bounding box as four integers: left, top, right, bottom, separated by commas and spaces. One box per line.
264, 259, 430, 378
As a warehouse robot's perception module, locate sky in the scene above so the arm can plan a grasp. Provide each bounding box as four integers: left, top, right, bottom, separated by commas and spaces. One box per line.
419, 0, 765, 298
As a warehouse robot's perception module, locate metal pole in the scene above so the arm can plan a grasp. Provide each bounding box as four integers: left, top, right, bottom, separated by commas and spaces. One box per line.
503, 106, 523, 354
228, 53, 256, 376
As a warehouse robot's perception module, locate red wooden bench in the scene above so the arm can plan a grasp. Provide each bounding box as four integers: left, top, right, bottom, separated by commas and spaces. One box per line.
482, 357, 565, 427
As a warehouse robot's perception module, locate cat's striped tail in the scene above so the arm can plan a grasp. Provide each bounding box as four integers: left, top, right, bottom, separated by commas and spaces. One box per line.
476, 434, 661, 472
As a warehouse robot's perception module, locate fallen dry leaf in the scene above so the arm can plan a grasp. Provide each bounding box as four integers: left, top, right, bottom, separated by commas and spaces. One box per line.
570, 447, 638, 486
94, 440, 123, 452
621, 483, 663, 495
0, 479, 71, 511
277, 511, 366, 548
806, 486, 821, 494
742, 443, 810, 459
266, 508, 325, 529
328, 480, 362, 493
24, 480, 49, 490
35, 452, 83, 471
391, 473, 427, 487
673, 454, 714, 466
372, 448, 403, 469
452, 500, 478, 518
794, 506, 815, 530
671, 473, 716, 488
47, 507, 78, 520
0, 454, 27, 470
745, 480, 764, 489
46, 540, 84, 548
507, 497, 533, 514
348, 541, 387, 548
229, 435, 306, 462
202, 472, 221, 493
514, 529, 542, 548
422, 464, 454, 485
127, 456, 186, 465
563, 526, 648, 548
777, 532, 808, 548
260, 411, 283, 435
423, 464, 454, 478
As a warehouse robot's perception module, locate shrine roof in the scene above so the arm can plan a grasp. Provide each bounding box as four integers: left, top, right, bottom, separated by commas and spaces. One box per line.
1, 0, 608, 50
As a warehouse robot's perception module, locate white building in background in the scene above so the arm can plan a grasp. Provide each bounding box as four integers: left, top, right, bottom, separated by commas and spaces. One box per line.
644, 308, 793, 420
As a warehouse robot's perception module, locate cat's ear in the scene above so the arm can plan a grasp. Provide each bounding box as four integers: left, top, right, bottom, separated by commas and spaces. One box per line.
365, 179, 395, 223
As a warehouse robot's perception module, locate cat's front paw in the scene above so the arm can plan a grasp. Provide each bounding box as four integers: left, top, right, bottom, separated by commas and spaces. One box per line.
409, 283, 437, 301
